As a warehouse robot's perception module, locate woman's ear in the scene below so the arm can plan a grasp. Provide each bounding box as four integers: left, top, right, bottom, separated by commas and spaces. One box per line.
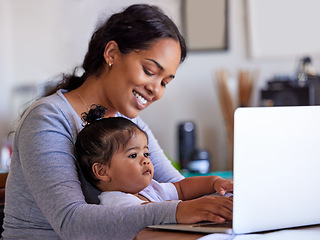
103, 40, 119, 66
92, 162, 111, 182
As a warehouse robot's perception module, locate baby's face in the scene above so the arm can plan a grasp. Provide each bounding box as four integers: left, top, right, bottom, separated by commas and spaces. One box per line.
107, 132, 154, 194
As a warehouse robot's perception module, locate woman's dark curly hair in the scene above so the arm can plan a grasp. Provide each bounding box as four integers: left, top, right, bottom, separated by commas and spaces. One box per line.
75, 105, 148, 187
45, 4, 187, 96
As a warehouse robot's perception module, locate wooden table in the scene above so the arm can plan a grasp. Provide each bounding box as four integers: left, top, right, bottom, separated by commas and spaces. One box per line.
0, 172, 7, 203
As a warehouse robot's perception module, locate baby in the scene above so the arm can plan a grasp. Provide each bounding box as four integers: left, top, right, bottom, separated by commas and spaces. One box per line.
75, 105, 233, 222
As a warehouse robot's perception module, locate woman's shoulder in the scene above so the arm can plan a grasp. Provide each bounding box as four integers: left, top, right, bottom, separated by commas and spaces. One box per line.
34, 89, 71, 111
16, 89, 82, 134
20, 91, 67, 122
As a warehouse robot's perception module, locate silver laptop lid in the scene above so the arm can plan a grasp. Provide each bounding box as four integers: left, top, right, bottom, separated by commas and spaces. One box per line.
233, 106, 320, 234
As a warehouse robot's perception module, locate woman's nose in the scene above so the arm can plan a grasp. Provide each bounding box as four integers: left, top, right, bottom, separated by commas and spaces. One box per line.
145, 82, 160, 96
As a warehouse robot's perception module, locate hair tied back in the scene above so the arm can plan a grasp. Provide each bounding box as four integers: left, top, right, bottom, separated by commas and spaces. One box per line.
82, 104, 107, 126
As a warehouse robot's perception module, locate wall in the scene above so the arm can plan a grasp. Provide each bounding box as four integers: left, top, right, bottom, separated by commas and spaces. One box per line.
1, 0, 320, 170
142, 0, 320, 170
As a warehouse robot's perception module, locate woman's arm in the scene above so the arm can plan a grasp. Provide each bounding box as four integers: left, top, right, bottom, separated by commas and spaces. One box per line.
173, 176, 233, 200
6, 99, 179, 240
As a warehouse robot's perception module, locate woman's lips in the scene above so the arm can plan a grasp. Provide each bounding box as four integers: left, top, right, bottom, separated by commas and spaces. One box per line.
133, 90, 147, 105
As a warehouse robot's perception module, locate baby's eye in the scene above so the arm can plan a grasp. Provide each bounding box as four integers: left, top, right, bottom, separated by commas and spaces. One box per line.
144, 152, 150, 158
129, 154, 137, 158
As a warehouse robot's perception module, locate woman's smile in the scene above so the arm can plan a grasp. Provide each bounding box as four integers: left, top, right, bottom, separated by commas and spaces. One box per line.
133, 90, 148, 106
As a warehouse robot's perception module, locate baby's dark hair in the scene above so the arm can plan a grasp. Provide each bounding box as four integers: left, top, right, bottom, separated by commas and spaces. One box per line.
75, 105, 148, 187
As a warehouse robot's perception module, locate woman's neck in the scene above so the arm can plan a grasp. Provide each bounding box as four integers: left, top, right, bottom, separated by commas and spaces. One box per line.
64, 75, 117, 118
80, 75, 118, 117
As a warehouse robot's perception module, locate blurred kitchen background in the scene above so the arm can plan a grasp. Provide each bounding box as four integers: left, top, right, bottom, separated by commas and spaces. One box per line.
1, 0, 320, 172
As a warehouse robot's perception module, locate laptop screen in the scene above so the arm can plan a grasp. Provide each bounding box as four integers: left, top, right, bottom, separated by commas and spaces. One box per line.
233, 106, 320, 234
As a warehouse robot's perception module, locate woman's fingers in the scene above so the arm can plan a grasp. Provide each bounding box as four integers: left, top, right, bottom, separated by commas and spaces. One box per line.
176, 196, 233, 224
206, 195, 233, 211
201, 196, 233, 221
201, 211, 226, 223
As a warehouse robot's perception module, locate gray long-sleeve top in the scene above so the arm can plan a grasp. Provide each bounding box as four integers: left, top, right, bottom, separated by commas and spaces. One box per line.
2, 90, 184, 240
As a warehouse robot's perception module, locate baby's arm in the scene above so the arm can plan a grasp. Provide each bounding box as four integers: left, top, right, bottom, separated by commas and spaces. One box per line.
173, 176, 233, 200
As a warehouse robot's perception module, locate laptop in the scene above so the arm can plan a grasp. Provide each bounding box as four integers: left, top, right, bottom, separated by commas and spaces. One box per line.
149, 106, 320, 234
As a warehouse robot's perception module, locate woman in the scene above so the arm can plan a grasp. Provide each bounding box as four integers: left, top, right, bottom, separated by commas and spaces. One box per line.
3, 4, 232, 240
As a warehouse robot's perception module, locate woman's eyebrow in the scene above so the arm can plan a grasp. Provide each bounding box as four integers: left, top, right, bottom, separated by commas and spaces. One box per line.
145, 58, 164, 70
145, 58, 175, 78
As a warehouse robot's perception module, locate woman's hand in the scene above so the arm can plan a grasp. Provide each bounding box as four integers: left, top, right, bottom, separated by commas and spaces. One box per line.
213, 178, 233, 196
175, 195, 233, 224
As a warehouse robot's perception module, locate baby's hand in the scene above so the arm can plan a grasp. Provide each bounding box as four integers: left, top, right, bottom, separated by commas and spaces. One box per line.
214, 177, 233, 196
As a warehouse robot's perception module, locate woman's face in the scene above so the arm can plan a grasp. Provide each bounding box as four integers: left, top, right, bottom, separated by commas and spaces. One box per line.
106, 132, 154, 194
103, 38, 182, 118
